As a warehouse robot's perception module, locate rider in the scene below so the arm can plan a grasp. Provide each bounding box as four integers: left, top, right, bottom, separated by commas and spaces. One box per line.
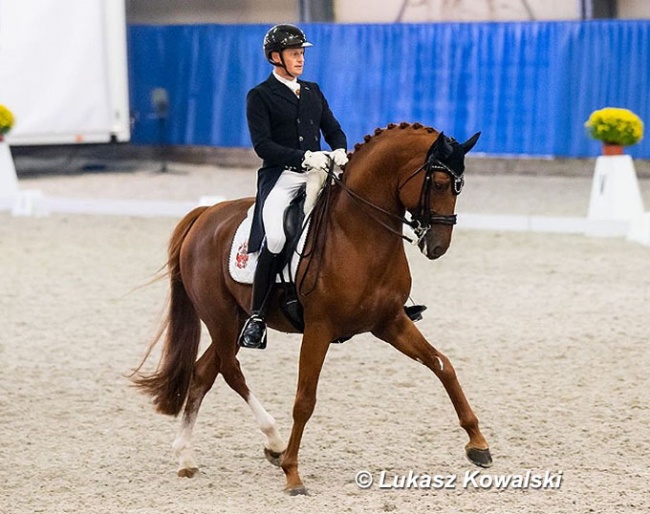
238, 24, 349, 350
239, 24, 427, 350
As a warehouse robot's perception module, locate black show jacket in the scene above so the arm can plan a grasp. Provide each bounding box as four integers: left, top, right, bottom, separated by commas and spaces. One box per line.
245, 73, 347, 252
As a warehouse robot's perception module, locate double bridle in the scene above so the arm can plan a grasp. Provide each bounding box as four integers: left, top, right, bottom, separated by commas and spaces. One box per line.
331, 154, 464, 245
298, 153, 463, 296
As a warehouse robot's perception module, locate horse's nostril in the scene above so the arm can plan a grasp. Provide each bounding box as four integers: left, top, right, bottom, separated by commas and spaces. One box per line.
430, 245, 447, 259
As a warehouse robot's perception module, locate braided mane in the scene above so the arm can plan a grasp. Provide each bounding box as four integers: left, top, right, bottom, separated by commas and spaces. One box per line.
346, 122, 438, 166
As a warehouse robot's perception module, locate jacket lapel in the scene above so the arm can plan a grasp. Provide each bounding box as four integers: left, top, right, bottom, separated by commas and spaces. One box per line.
267, 74, 299, 106
297, 80, 312, 98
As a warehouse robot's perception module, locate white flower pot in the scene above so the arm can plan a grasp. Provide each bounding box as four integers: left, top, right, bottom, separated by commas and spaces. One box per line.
586, 155, 645, 237
0, 139, 19, 206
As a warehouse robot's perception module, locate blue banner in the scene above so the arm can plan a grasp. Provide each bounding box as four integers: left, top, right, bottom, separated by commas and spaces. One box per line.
128, 21, 650, 158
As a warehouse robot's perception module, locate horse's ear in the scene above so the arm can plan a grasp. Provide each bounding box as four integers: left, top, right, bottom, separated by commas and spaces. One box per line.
430, 131, 453, 159
461, 132, 481, 154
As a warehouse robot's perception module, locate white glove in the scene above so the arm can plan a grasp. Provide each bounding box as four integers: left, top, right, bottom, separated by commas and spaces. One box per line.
302, 150, 330, 172
331, 148, 349, 167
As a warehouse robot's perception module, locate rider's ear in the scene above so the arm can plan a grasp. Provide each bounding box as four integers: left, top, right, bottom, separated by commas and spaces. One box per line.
461, 132, 481, 154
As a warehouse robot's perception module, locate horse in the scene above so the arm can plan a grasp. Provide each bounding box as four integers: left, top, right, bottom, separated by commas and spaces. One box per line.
133, 121, 492, 495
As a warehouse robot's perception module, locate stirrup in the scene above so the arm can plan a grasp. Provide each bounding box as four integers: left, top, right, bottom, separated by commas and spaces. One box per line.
405, 304, 427, 322
238, 315, 268, 350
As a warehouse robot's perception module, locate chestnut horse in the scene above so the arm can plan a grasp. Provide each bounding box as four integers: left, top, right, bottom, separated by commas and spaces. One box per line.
133, 122, 491, 495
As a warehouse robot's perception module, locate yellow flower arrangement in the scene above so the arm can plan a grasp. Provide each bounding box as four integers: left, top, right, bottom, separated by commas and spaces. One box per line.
584, 107, 644, 147
0, 104, 15, 135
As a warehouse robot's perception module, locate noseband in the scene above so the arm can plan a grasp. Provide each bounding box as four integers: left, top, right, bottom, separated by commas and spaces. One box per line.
397, 155, 464, 242
331, 153, 464, 245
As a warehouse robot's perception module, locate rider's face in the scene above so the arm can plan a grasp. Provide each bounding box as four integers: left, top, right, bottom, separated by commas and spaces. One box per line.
273, 47, 305, 79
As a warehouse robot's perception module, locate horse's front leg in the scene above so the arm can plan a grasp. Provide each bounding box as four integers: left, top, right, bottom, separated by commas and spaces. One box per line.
280, 326, 332, 495
373, 315, 492, 468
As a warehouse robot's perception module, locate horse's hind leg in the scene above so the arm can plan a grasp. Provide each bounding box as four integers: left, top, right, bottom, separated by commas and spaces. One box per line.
246, 391, 286, 465
173, 310, 284, 479
373, 317, 492, 468
173, 342, 221, 477
210, 324, 286, 461
218, 350, 287, 462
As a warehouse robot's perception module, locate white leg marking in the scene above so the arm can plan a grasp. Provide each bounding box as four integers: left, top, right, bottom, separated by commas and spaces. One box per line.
247, 393, 285, 453
172, 414, 198, 472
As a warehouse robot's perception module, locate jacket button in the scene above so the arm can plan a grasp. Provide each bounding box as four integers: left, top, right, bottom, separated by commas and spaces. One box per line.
297, 118, 301, 124
299, 136, 304, 142
314, 136, 318, 141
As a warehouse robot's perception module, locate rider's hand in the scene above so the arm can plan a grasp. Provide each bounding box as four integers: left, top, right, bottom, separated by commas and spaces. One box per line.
302, 150, 330, 172
331, 148, 349, 167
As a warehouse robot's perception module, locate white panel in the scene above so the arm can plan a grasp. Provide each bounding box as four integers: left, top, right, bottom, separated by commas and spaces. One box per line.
0, 0, 129, 145
103, 0, 130, 142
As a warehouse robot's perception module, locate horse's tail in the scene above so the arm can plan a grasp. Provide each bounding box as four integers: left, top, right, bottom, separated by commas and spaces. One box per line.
132, 206, 208, 416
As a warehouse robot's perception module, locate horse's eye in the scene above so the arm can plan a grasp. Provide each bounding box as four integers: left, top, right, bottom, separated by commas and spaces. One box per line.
434, 181, 446, 191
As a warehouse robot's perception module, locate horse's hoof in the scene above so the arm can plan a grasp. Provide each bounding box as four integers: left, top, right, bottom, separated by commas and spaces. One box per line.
284, 485, 309, 496
264, 447, 284, 467
177, 467, 199, 478
466, 447, 493, 468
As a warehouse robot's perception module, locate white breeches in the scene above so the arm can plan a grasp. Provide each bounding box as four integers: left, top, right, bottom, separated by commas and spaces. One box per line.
262, 169, 307, 254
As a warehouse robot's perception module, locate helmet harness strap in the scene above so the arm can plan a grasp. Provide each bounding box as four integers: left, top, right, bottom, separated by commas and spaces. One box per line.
275, 49, 295, 79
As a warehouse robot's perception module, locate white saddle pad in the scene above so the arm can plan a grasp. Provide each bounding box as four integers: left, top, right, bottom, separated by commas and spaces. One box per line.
228, 205, 310, 284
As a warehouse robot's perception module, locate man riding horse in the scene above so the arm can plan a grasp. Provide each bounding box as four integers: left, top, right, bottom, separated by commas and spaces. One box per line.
240, 24, 425, 350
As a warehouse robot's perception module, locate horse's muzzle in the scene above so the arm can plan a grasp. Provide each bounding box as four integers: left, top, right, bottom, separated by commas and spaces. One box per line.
418, 237, 449, 260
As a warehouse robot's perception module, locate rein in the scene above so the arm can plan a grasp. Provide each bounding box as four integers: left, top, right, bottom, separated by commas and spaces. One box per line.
332, 156, 462, 245
297, 152, 463, 296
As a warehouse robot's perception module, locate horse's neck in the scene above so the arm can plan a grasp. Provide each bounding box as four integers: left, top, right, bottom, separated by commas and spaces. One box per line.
327, 147, 415, 259
323, 192, 405, 284
340, 135, 425, 220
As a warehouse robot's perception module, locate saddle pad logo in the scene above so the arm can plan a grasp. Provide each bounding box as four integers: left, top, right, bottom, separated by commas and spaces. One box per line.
228, 204, 310, 285
235, 242, 249, 269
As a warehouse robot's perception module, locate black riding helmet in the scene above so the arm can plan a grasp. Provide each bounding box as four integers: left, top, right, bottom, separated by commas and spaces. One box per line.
263, 24, 313, 74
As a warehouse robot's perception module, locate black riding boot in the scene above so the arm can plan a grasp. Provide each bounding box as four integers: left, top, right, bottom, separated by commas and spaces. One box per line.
238, 247, 279, 349
404, 304, 427, 322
